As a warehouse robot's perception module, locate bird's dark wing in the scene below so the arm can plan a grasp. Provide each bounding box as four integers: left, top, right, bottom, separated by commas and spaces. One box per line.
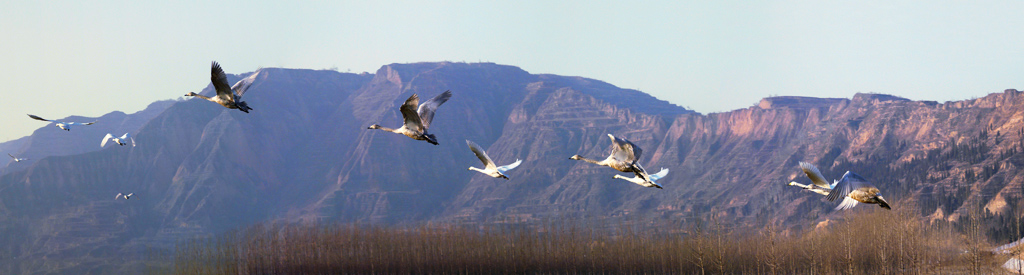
27, 114, 51, 122
210, 62, 235, 101
400, 94, 423, 132
631, 161, 650, 181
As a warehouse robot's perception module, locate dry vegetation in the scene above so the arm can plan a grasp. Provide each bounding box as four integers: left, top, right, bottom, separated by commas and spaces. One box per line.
171, 207, 1012, 274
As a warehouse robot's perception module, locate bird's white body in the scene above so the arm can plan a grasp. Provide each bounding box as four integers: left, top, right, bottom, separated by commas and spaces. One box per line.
101, 133, 135, 147
466, 140, 521, 180
115, 193, 133, 200
27, 114, 95, 131
613, 168, 668, 189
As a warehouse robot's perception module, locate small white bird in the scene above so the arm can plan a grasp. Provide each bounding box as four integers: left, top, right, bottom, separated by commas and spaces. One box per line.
466, 140, 522, 180
101, 133, 135, 147
613, 168, 668, 189
27, 114, 96, 131
115, 193, 133, 200
7, 153, 28, 161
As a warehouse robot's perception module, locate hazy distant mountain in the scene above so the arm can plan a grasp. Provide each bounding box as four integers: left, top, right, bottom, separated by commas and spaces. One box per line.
1, 62, 1022, 273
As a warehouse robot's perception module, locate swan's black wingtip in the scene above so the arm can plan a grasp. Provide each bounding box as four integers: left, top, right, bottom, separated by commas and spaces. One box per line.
424, 134, 439, 145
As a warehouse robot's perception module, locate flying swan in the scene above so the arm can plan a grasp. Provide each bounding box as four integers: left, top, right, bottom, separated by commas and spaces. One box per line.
27, 114, 95, 131
465, 140, 522, 180
7, 153, 28, 162
367, 91, 452, 145
613, 168, 668, 189
570, 134, 653, 184
185, 62, 255, 113
101, 133, 135, 147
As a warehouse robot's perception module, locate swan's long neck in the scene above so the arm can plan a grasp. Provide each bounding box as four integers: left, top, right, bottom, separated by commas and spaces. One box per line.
574, 156, 603, 165
469, 167, 486, 173
613, 174, 642, 184
373, 126, 398, 133
191, 94, 214, 101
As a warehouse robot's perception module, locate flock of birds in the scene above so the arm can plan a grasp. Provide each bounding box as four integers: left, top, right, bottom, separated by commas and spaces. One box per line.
6, 61, 892, 211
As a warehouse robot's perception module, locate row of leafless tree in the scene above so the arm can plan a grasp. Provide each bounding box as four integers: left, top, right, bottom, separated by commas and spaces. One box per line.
171, 207, 1010, 274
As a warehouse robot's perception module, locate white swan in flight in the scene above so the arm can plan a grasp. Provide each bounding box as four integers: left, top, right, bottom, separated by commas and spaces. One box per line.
7, 153, 28, 162
465, 140, 521, 180
613, 168, 668, 189
795, 161, 891, 210
27, 114, 96, 131
185, 61, 255, 113
101, 133, 135, 147
367, 91, 452, 145
115, 193, 133, 200
570, 134, 652, 183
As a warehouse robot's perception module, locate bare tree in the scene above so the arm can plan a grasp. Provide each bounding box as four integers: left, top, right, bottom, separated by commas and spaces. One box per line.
686, 218, 708, 275
711, 213, 730, 274
841, 219, 855, 275
965, 208, 986, 275
758, 222, 782, 275
1013, 203, 1024, 274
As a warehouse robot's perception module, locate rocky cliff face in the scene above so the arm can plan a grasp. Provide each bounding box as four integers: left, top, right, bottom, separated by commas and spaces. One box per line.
1, 62, 1021, 273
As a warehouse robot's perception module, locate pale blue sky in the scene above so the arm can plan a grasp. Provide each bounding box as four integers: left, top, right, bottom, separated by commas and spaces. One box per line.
2, 1, 1023, 142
